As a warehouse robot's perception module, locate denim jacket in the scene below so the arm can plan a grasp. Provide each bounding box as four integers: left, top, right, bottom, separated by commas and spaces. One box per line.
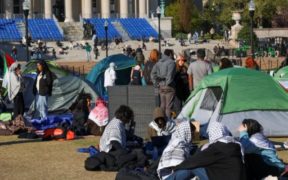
239, 131, 285, 171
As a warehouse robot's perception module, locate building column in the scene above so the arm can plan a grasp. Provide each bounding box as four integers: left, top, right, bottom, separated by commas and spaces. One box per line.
64, 0, 74, 22
84, 0, 92, 18
82, 0, 86, 18
44, 0, 52, 19
146, 0, 149, 18
82, 0, 91, 19
134, 0, 138, 17
120, 0, 128, 18
101, 0, 110, 18
5, 0, 13, 18
139, 0, 146, 18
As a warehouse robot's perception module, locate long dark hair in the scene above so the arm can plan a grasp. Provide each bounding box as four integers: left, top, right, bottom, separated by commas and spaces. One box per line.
37, 60, 51, 74
219, 58, 233, 70
242, 119, 263, 137
115, 105, 134, 124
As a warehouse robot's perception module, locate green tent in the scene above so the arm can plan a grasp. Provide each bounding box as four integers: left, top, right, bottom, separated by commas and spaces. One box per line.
179, 68, 288, 137
22, 60, 69, 78
274, 66, 288, 81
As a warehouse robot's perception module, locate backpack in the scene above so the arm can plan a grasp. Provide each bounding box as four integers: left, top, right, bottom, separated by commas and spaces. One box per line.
131, 70, 142, 85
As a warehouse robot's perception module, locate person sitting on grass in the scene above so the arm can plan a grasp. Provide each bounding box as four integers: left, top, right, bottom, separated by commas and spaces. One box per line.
157, 121, 196, 180
170, 121, 246, 180
238, 119, 288, 179
148, 107, 176, 139
99, 105, 134, 153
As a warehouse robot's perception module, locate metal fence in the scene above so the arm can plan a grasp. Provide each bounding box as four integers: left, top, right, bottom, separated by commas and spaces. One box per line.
108, 86, 155, 138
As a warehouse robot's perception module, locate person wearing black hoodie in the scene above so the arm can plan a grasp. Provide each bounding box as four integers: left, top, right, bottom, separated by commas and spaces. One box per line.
33, 61, 53, 119
168, 122, 246, 180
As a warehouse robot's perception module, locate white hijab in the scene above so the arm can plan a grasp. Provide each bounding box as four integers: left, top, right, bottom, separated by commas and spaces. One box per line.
4, 63, 23, 100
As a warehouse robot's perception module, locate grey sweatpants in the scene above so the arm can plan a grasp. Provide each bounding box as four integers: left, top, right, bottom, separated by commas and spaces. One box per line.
159, 86, 175, 118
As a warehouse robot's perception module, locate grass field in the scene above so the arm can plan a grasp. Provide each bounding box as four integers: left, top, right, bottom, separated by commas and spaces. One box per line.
0, 136, 287, 180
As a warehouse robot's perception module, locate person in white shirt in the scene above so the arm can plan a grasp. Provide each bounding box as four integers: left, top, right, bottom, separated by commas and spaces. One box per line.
104, 62, 116, 89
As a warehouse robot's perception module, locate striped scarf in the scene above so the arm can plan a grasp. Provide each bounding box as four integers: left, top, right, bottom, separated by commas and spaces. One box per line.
99, 118, 126, 153
157, 121, 192, 178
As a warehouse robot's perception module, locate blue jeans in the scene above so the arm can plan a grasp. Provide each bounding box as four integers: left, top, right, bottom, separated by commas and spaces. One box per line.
165, 168, 209, 180
35, 95, 48, 119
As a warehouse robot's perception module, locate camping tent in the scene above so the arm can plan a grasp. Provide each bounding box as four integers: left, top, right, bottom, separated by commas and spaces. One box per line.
178, 68, 288, 137
22, 60, 69, 78
4, 74, 98, 113
86, 54, 136, 98
273, 66, 288, 91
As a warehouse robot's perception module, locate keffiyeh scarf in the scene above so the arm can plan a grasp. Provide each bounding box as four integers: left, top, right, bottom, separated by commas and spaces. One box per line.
99, 118, 126, 153
250, 132, 275, 151
149, 119, 176, 136
157, 121, 192, 178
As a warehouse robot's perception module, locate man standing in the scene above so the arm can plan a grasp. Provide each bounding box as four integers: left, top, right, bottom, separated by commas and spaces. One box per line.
188, 49, 212, 91
151, 49, 176, 118
85, 42, 92, 62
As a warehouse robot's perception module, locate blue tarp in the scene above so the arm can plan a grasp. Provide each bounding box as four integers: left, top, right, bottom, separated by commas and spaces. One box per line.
86, 54, 136, 98
31, 113, 73, 130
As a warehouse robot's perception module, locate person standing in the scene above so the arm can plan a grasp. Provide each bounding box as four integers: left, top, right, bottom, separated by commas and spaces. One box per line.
130, 65, 143, 85
188, 49, 212, 91
143, 49, 159, 85
6, 63, 25, 118
104, 63, 117, 89
143, 49, 160, 106
210, 27, 215, 40
174, 55, 190, 114
11, 46, 17, 61
151, 49, 176, 118
85, 42, 92, 62
33, 61, 53, 119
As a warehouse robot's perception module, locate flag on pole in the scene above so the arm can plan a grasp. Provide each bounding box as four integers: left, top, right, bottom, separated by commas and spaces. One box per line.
1, 50, 15, 88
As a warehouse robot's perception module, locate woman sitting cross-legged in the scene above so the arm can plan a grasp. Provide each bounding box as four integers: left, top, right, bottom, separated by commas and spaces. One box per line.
238, 119, 288, 179
168, 121, 246, 180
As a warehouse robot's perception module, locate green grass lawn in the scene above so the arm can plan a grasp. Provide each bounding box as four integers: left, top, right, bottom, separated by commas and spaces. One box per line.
0, 136, 287, 180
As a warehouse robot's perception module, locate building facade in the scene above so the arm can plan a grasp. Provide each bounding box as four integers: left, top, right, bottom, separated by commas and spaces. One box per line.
0, 0, 161, 21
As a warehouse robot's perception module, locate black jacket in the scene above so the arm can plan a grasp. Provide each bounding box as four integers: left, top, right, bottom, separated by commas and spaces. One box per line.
143, 60, 156, 85
33, 71, 53, 96
175, 142, 246, 180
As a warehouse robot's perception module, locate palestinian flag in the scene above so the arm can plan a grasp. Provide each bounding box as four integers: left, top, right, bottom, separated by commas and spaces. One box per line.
1, 50, 14, 76
1, 50, 15, 87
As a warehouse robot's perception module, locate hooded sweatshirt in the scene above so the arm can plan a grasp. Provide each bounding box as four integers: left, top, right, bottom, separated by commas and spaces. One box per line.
151, 54, 176, 88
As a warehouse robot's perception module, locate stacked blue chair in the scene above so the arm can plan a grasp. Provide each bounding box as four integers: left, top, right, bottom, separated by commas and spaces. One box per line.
119, 18, 158, 40
0, 19, 22, 42
27, 19, 64, 41
84, 18, 121, 40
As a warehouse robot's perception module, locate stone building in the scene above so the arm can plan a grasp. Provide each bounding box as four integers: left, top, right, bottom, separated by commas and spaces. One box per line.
0, 0, 160, 21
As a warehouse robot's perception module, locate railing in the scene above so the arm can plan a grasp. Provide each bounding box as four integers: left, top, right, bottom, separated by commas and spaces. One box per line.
53, 14, 64, 37
60, 65, 86, 79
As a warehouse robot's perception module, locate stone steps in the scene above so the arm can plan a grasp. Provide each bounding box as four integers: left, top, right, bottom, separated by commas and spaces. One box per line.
59, 22, 84, 41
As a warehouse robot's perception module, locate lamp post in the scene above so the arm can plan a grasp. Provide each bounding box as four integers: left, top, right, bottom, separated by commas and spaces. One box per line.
156, 6, 161, 54
23, 0, 30, 62
249, 0, 255, 60
104, 20, 108, 57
